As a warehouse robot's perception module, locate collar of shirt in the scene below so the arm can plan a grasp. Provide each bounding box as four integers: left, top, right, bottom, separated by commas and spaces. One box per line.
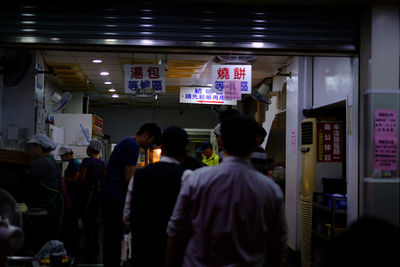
160, 155, 180, 165
221, 155, 252, 166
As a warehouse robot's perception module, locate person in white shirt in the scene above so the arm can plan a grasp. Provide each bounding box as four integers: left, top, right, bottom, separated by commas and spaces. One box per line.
166, 116, 287, 267
122, 126, 192, 267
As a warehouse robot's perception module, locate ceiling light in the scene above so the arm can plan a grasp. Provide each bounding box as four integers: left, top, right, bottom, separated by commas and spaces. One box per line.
141, 39, 154, 45
21, 29, 36, 32
251, 42, 264, 48
112, 94, 119, 98
105, 39, 117, 42
21, 13, 35, 16
108, 88, 116, 92
51, 37, 60, 41
104, 81, 112, 85
21, 21, 35, 24
92, 59, 102, 63
141, 24, 153, 27
201, 41, 215, 46
100, 71, 109, 76
254, 20, 266, 23
141, 17, 153, 20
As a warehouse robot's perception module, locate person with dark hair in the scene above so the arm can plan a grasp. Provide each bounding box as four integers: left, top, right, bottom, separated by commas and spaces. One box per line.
324, 216, 400, 267
218, 108, 241, 123
26, 134, 64, 244
214, 109, 241, 163
166, 116, 287, 267
78, 139, 105, 258
181, 154, 206, 170
101, 122, 161, 267
122, 126, 190, 266
58, 145, 80, 255
250, 124, 268, 175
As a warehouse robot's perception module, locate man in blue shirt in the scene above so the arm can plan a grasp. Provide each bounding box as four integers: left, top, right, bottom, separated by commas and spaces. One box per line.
102, 122, 161, 267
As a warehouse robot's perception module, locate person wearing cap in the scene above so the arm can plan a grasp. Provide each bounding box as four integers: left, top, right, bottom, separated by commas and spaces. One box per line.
102, 122, 161, 267
59, 145, 80, 198
78, 139, 105, 257
122, 125, 191, 266
26, 133, 64, 243
197, 141, 219, 167
58, 145, 80, 254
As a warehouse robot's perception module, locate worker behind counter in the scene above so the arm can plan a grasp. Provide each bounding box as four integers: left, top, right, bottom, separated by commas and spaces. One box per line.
25, 134, 64, 244
196, 141, 219, 167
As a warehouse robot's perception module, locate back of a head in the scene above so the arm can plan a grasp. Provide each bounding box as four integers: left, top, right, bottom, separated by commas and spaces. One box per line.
137, 122, 162, 145
161, 126, 188, 158
218, 109, 241, 123
221, 115, 258, 158
181, 154, 205, 170
325, 216, 400, 267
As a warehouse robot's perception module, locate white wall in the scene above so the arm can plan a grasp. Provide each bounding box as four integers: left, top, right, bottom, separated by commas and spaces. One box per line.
313, 57, 354, 108
64, 92, 84, 114
1, 49, 36, 148
262, 76, 287, 148
90, 106, 219, 142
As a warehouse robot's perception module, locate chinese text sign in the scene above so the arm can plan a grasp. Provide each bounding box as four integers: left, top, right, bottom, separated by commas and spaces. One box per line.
179, 87, 237, 106
374, 109, 398, 171
124, 64, 166, 93
211, 65, 252, 95
317, 122, 342, 162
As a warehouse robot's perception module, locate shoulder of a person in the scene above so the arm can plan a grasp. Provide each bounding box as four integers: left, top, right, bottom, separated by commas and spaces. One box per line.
254, 172, 284, 198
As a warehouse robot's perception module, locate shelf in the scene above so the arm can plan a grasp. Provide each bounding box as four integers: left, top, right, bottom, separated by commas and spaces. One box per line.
313, 202, 346, 214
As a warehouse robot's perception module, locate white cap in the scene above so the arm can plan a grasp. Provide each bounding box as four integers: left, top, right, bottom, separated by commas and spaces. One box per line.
27, 134, 56, 150
213, 123, 221, 136
88, 139, 102, 152
58, 145, 73, 156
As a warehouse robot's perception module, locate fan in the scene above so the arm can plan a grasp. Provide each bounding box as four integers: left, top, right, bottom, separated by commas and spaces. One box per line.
251, 77, 273, 104
52, 92, 72, 112
0, 50, 32, 87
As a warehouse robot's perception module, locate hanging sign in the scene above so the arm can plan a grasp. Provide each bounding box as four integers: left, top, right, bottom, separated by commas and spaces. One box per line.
211, 65, 252, 95
317, 122, 343, 162
224, 81, 242, 100
124, 64, 166, 93
374, 109, 398, 171
179, 87, 237, 105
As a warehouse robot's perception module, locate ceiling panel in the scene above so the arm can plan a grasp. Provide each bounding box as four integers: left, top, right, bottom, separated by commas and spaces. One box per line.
42, 50, 289, 107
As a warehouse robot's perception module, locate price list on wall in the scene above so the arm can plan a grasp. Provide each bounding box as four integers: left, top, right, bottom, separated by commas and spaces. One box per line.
374, 109, 398, 171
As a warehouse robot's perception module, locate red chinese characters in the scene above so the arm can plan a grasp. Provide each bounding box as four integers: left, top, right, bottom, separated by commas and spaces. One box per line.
217, 67, 230, 80
317, 122, 342, 162
148, 67, 160, 79
234, 67, 246, 80
130, 67, 143, 79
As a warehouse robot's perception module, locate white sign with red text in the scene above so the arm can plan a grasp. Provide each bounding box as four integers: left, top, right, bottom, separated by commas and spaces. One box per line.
211, 65, 252, 95
124, 64, 166, 94
179, 87, 237, 105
